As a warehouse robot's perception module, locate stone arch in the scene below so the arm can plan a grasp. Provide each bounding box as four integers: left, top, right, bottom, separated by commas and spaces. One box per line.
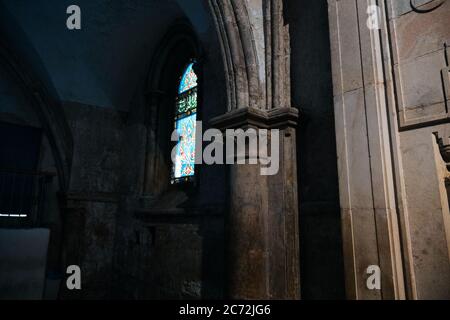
0, 34, 73, 191
146, 20, 201, 95
208, 0, 263, 111
142, 20, 202, 197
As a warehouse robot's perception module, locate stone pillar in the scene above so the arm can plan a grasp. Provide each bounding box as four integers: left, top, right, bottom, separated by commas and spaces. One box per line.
266, 108, 301, 299
328, 0, 406, 299
211, 107, 300, 300
228, 153, 269, 299
209, 0, 299, 299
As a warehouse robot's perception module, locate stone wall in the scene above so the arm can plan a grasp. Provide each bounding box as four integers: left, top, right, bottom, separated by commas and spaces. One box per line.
1, 0, 227, 299
328, 0, 450, 299
2, 0, 449, 300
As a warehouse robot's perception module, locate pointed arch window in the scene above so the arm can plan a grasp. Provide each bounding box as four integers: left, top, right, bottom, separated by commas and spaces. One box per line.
171, 61, 198, 184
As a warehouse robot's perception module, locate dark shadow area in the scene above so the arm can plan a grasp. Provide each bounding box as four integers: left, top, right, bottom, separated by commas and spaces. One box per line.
286, 0, 346, 299
111, 20, 227, 299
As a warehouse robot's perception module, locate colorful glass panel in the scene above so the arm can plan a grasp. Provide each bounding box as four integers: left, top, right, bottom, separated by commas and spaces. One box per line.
178, 62, 198, 94
176, 88, 197, 116
172, 62, 198, 183
173, 114, 196, 180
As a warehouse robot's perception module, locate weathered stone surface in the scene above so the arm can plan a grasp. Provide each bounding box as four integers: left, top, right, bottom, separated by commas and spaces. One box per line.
2, 0, 449, 301
400, 126, 450, 299
329, 0, 450, 300
388, 0, 450, 128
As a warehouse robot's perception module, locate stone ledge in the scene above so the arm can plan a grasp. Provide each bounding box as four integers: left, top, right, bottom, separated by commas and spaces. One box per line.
59, 191, 121, 204
134, 206, 224, 225
210, 107, 299, 130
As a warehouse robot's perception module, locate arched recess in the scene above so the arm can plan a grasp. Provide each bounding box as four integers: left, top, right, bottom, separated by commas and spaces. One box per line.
208, 0, 263, 111
0, 35, 73, 191
142, 20, 202, 198
0, 9, 74, 299
147, 21, 201, 96
136, 19, 227, 299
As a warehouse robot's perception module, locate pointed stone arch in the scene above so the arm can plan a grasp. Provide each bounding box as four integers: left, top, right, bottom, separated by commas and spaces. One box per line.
0, 38, 73, 191
208, 0, 263, 111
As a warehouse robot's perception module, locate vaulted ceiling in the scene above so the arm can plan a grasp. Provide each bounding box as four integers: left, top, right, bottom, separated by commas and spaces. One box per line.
0, 0, 214, 110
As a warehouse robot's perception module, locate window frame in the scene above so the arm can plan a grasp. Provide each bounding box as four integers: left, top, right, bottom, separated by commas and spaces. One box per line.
170, 59, 201, 186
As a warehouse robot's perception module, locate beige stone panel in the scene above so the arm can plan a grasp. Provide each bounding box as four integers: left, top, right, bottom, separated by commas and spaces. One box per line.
374, 207, 404, 299
400, 127, 450, 299
330, 0, 407, 299
391, 1, 450, 63
398, 50, 447, 108
333, 0, 364, 94
356, 0, 386, 87
398, 102, 448, 126
394, 49, 448, 126
333, 86, 381, 299
349, 208, 382, 299
343, 88, 374, 209
387, 0, 413, 18
335, 86, 382, 299
340, 208, 357, 298
363, 82, 393, 207
341, 208, 381, 300
387, 0, 443, 18
333, 93, 352, 210
363, 81, 406, 299
434, 139, 450, 264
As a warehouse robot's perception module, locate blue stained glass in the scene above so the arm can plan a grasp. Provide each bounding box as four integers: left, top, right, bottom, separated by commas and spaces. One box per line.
172, 62, 198, 184
173, 114, 196, 180
176, 88, 197, 115
178, 62, 198, 94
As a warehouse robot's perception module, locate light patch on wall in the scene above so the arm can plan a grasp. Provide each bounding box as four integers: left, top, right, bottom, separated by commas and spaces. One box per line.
0, 213, 28, 218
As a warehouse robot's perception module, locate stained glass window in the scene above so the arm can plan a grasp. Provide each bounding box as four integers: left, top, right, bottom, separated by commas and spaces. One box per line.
178, 62, 198, 94
172, 62, 198, 184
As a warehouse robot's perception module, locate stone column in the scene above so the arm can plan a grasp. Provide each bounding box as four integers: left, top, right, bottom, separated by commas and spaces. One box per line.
328, 0, 406, 299
266, 108, 301, 299
209, 0, 299, 299
211, 107, 300, 300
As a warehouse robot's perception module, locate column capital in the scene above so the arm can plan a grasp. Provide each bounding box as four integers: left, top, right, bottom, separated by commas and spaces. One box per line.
209, 107, 299, 130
